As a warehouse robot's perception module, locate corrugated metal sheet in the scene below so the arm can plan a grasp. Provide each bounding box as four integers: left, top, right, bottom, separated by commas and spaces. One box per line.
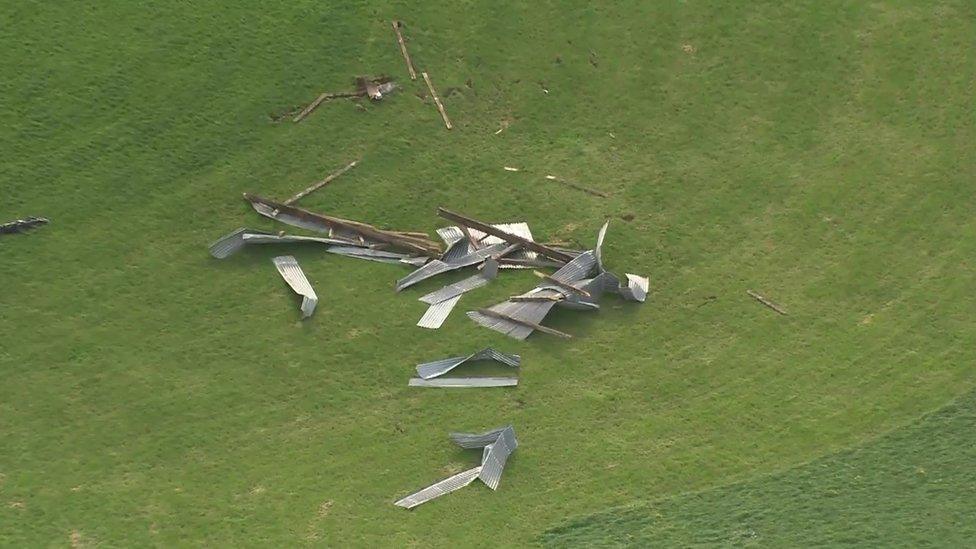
619, 273, 649, 302
436, 223, 539, 268
416, 348, 521, 379
550, 250, 598, 283
478, 428, 517, 490
209, 227, 272, 259
450, 426, 513, 449
419, 259, 499, 305
595, 220, 610, 272
467, 299, 558, 340
396, 242, 508, 292
242, 233, 355, 246
326, 246, 420, 264
272, 255, 318, 318
407, 377, 518, 388
416, 294, 462, 329
394, 466, 482, 509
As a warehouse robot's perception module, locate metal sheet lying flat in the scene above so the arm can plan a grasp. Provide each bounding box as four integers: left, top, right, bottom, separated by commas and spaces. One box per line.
416, 294, 462, 329
272, 255, 318, 318
467, 300, 558, 340
394, 467, 482, 509
419, 259, 499, 305
416, 348, 521, 379
550, 250, 598, 283
408, 377, 518, 388
619, 273, 649, 302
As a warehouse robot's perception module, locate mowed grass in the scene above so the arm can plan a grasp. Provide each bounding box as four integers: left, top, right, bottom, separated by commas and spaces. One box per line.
542, 389, 976, 547
1, 0, 974, 546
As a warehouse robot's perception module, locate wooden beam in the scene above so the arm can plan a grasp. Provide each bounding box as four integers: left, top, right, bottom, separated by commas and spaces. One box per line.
747, 290, 788, 315
422, 72, 453, 130
510, 295, 564, 302
392, 21, 417, 80
436, 207, 574, 262
476, 308, 572, 339
283, 159, 359, 205
533, 270, 591, 297
544, 175, 609, 198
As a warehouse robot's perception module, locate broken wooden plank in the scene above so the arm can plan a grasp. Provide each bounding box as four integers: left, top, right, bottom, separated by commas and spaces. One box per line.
534, 270, 591, 297
436, 207, 574, 262
283, 159, 359, 205
392, 21, 417, 80
544, 175, 609, 198
477, 308, 572, 339
747, 290, 788, 315
292, 92, 358, 123
243, 193, 442, 256
422, 71, 453, 130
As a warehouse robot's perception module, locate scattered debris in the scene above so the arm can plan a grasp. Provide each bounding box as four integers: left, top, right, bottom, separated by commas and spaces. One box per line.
273, 256, 318, 319
421, 72, 453, 130
436, 222, 545, 269
682, 44, 696, 53
291, 77, 397, 123
540, 82, 549, 94
543, 174, 610, 198
417, 259, 499, 328
437, 208, 575, 262
244, 193, 442, 257
396, 242, 508, 292
747, 289, 787, 315
409, 377, 518, 388
503, 166, 520, 172
284, 159, 359, 205
395, 425, 517, 509
1, 216, 49, 235
392, 21, 417, 80
415, 348, 520, 379
467, 221, 649, 340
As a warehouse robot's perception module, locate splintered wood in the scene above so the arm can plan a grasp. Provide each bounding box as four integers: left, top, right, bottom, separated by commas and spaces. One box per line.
292, 91, 358, 123
284, 159, 359, 205
422, 72, 453, 130
747, 290, 788, 315
392, 21, 417, 80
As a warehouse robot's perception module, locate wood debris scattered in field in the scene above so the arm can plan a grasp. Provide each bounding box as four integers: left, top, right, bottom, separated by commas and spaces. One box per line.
421, 71, 453, 129
291, 76, 397, 123
543, 174, 609, 198
391, 21, 417, 80
283, 159, 359, 205
747, 290, 788, 315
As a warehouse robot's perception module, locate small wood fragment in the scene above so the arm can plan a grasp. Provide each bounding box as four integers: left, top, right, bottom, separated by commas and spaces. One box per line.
283, 159, 359, 205
533, 270, 591, 297
544, 175, 609, 198
422, 72, 453, 130
477, 308, 572, 339
392, 21, 417, 80
747, 290, 788, 315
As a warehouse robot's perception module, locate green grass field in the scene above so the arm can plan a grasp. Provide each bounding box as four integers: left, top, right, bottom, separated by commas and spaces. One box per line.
2, 1, 974, 546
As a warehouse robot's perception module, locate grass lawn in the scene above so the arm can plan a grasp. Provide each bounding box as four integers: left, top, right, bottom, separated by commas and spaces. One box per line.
542, 389, 976, 547
1, 1, 974, 546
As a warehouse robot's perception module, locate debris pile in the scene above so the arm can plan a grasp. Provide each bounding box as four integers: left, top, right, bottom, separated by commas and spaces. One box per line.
1, 216, 49, 235
290, 76, 398, 123
394, 425, 517, 509
409, 348, 520, 388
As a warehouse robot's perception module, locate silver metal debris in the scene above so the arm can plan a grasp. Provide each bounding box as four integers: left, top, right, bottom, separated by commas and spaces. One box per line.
436, 223, 540, 268
407, 377, 518, 388
618, 274, 649, 302
1, 216, 49, 235
416, 294, 462, 329
416, 348, 521, 379
395, 242, 508, 292
272, 255, 318, 318
325, 246, 421, 264
394, 426, 518, 509
419, 259, 499, 305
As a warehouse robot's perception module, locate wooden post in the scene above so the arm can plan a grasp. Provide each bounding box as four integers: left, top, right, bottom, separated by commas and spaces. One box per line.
477, 308, 572, 339
293, 92, 330, 123
422, 72, 453, 130
533, 271, 591, 297
392, 21, 417, 80
747, 290, 788, 315
436, 207, 574, 262
283, 159, 359, 205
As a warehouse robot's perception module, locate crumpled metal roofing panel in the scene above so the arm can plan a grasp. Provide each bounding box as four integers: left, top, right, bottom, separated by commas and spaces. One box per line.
272, 255, 318, 318
396, 242, 508, 292
437, 223, 539, 268
209, 227, 272, 259
419, 259, 499, 305
242, 233, 355, 246
393, 466, 482, 509
449, 425, 515, 449
550, 250, 598, 283
407, 377, 518, 388
416, 294, 462, 329
467, 299, 558, 340
479, 429, 517, 490
326, 246, 420, 264
595, 220, 610, 272
618, 273, 649, 302
416, 348, 521, 379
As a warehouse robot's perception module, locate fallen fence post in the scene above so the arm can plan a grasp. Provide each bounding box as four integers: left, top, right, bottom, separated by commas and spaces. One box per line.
422, 71, 453, 130
283, 159, 359, 205
392, 21, 417, 80
747, 289, 788, 315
